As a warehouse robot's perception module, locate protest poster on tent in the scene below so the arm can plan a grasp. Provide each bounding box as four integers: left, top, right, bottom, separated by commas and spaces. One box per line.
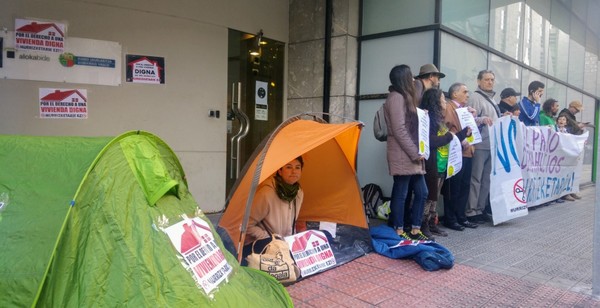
39, 88, 88, 119
455, 107, 482, 145
417, 108, 430, 159
164, 217, 232, 294
489, 116, 587, 225
285, 230, 336, 277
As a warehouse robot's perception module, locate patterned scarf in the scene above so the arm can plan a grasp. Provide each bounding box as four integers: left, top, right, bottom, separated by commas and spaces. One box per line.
274, 174, 300, 202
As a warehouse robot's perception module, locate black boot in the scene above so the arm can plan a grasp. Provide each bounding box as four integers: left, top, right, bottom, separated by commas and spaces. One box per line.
420, 220, 435, 241
429, 216, 448, 237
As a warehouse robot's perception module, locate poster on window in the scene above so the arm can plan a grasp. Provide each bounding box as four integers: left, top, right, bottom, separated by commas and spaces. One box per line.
255, 80, 268, 121
39, 88, 88, 119
126, 55, 165, 84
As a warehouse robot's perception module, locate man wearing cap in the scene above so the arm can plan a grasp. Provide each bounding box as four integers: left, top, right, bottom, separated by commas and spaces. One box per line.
519, 81, 544, 126
558, 100, 585, 135
414, 64, 445, 97
498, 88, 521, 115
465, 70, 496, 224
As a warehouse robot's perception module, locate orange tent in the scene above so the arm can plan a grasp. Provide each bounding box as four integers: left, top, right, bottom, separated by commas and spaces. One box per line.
218, 114, 369, 262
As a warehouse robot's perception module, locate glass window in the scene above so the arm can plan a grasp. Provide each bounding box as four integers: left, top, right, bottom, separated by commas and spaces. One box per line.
439, 32, 488, 92
442, 0, 489, 44
550, 0, 570, 33
580, 94, 595, 183
490, 0, 524, 61
544, 79, 567, 108
359, 32, 435, 95
361, 0, 436, 35
356, 99, 392, 192
567, 18, 585, 88
547, 24, 570, 80
522, 3, 549, 71
489, 53, 522, 96
583, 31, 598, 95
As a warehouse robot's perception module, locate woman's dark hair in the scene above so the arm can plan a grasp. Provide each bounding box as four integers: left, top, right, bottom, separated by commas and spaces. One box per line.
295, 156, 304, 168
389, 64, 417, 110
281, 156, 303, 169
420, 88, 445, 133
542, 98, 558, 115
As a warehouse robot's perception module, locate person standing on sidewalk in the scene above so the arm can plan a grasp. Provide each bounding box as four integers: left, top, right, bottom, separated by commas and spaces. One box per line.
420, 88, 471, 238
465, 70, 496, 224
441, 83, 479, 231
384, 64, 429, 241
519, 81, 545, 126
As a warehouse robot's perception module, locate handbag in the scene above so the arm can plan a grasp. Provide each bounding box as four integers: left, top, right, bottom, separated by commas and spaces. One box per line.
245, 234, 299, 284
246, 216, 300, 284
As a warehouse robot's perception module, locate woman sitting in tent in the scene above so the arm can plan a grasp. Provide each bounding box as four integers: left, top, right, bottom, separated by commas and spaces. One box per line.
241, 156, 304, 263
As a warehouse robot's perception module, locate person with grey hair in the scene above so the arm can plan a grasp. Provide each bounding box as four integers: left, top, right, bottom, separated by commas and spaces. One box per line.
441, 82, 478, 231
465, 70, 496, 224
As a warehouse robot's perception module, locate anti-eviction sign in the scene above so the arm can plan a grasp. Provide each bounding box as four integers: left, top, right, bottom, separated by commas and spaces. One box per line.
126, 55, 165, 84
39, 88, 88, 119
15, 18, 65, 53
165, 217, 232, 294
285, 230, 336, 277
490, 116, 587, 225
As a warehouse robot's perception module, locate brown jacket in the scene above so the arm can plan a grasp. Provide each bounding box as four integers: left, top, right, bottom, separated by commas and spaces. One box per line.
384, 90, 425, 176
246, 177, 303, 244
444, 101, 474, 158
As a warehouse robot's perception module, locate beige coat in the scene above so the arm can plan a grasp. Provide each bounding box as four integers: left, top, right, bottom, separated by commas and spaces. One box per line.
246, 177, 303, 244
384, 90, 425, 176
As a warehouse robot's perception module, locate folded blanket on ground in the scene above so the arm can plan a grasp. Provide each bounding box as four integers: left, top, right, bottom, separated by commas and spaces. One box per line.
369, 225, 454, 271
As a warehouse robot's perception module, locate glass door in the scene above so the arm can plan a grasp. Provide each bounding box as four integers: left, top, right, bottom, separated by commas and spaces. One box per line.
226, 29, 285, 196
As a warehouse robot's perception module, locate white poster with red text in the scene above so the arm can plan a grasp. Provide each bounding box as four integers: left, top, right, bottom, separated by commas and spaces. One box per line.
285, 230, 336, 277
39, 88, 88, 119
164, 217, 232, 294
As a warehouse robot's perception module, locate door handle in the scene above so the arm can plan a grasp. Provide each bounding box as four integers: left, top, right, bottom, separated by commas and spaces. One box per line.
230, 82, 250, 179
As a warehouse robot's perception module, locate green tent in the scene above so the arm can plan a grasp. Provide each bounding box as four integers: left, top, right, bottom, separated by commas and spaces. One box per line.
0, 131, 292, 307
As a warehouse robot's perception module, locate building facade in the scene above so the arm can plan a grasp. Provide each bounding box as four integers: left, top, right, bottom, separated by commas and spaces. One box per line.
356, 0, 600, 194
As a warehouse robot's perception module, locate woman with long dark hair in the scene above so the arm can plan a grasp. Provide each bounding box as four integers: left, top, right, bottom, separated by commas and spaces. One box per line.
384, 64, 429, 240
419, 88, 470, 238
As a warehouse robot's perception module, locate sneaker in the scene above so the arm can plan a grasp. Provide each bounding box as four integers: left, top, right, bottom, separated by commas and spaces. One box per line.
397, 231, 412, 240
554, 198, 565, 204
408, 231, 430, 241
571, 193, 582, 200
562, 195, 576, 201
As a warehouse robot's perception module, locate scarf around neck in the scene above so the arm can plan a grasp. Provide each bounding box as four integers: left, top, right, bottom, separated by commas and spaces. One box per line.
274, 174, 299, 202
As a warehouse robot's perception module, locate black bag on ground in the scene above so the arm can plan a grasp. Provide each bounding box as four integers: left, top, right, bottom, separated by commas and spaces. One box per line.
362, 183, 388, 218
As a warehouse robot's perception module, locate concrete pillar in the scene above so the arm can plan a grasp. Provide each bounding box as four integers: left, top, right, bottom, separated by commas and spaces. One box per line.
288, 0, 359, 123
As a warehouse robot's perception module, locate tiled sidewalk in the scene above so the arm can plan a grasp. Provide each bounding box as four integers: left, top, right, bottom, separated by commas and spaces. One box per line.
287, 253, 600, 307
286, 184, 600, 307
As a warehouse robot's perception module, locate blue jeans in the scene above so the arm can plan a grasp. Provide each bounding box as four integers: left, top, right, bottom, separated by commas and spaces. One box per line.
388, 174, 428, 230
